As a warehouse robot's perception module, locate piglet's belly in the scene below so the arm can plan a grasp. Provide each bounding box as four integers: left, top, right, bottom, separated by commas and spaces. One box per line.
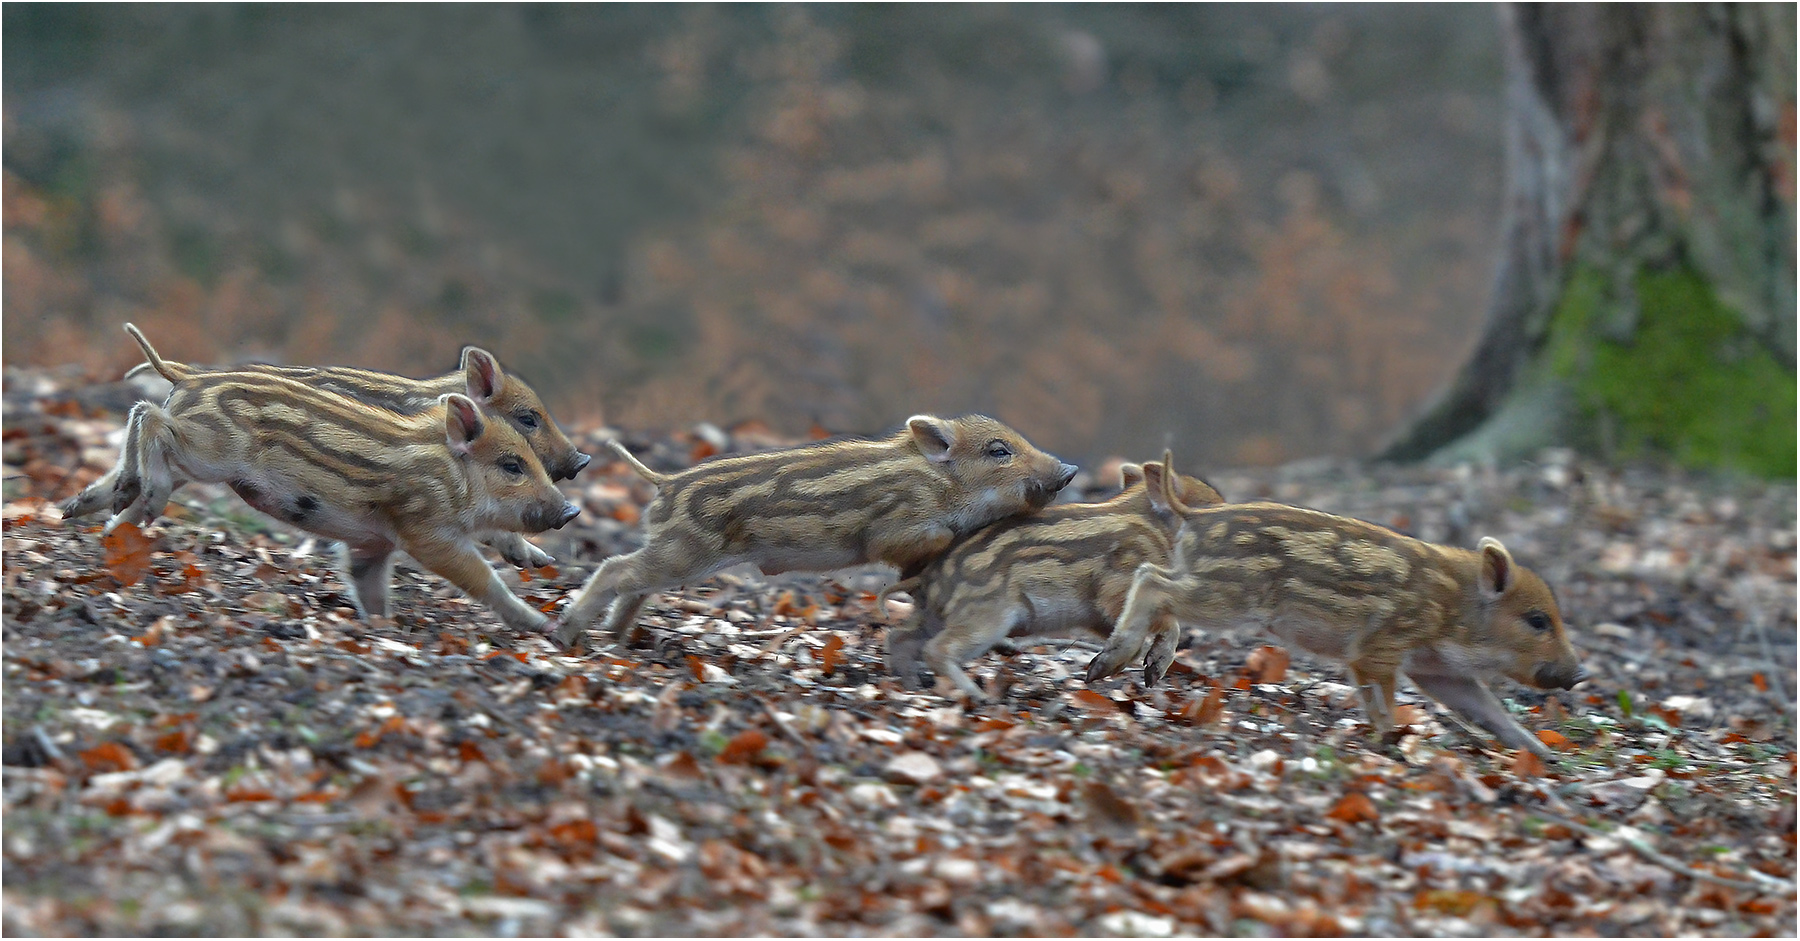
227, 478, 392, 546
1185, 607, 1357, 661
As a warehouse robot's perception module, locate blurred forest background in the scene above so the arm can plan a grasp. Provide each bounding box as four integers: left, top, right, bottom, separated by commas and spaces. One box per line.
3, 4, 1512, 467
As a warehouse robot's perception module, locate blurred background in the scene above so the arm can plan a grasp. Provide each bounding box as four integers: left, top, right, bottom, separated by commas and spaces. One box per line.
4, 4, 1509, 468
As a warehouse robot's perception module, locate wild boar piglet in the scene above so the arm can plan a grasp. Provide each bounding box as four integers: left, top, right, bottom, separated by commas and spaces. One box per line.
96, 323, 588, 568
1088, 453, 1586, 759
550, 414, 1078, 651
883, 457, 1224, 699
62, 368, 580, 632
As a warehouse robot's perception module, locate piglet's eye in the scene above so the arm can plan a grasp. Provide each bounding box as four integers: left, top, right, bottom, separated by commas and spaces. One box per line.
516, 412, 540, 430
499, 457, 525, 476
985, 440, 1013, 459
1524, 611, 1552, 632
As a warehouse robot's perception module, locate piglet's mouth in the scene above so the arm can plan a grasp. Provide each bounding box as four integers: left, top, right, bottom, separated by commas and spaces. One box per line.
1533, 664, 1589, 690
525, 502, 582, 532
1026, 463, 1080, 505
555, 452, 593, 482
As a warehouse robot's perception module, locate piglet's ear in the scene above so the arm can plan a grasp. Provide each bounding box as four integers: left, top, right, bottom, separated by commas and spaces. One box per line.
1118, 462, 1146, 489
1478, 537, 1514, 595
443, 393, 485, 455
908, 415, 955, 463
461, 347, 504, 403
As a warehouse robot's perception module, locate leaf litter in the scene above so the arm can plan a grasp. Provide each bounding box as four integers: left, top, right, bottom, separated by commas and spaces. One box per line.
2, 367, 1795, 936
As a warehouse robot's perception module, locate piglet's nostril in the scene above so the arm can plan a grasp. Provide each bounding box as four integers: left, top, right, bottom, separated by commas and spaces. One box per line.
555, 502, 581, 529
572, 452, 592, 473
1056, 463, 1078, 488
1571, 666, 1591, 686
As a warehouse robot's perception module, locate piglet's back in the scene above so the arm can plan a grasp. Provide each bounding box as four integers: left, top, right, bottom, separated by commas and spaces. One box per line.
1171, 502, 1467, 628
643, 436, 921, 537
166, 373, 472, 518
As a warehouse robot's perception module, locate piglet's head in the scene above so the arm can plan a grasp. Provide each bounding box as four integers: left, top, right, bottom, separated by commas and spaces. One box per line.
444, 392, 580, 534
1470, 537, 1587, 691
463, 346, 591, 482
910, 414, 1077, 529
1137, 456, 1225, 513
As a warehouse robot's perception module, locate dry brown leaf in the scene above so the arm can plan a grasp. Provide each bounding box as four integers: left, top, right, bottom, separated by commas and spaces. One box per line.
1072, 689, 1123, 713
1326, 791, 1379, 823
102, 521, 155, 586
79, 742, 138, 774
1081, 780, 1142, 833
819, 635, 845, 675
662, 751, 704, 779
1245, 645, 1289, 684
1509, 749, 1545, 779
716, 729, 769, 765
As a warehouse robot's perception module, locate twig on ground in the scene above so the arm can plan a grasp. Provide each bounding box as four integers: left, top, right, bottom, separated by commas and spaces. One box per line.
1531, 809, 1795, 896
1744, 603, 1791, 712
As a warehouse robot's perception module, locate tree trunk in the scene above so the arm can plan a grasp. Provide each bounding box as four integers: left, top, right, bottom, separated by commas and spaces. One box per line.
1382, 3, 1795, 476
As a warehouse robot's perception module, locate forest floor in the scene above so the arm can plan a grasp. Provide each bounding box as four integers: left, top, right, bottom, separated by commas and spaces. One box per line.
2, 366, 1795, 937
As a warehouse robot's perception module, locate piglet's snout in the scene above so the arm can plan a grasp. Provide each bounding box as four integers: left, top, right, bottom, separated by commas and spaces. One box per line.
525, 502, 582, 532
1055, 462, 1078, 489
1536, 663, 1588, 690
558, 452, 592, 481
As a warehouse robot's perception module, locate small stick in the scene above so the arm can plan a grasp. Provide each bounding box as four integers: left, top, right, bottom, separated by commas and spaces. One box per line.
1745, 602, 1791, 712
1531, 809, 1795, 896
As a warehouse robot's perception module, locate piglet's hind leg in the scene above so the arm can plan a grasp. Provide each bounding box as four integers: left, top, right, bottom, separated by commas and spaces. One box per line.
339, 542, 397, 619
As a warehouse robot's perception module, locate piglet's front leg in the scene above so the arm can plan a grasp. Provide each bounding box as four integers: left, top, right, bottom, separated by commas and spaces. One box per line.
482, 531, 554, 569
1406, 668, 1555, 760
407, 536, 548, 633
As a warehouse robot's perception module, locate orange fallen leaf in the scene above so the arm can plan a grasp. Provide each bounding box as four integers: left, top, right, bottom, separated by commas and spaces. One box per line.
457, 741, 488, 764
687, 654, 708, 682
716, 729, 769, 765
1072, 689, 1122, 713
1392, 704, 1426, 727
225, 789, 277, 803
79, 741, 138, 774
690, 440, 718, 463
1753, 673, 1770, 692
610, 502, 640, 526
1415, 889, 1492, 916
1245, 645, 1289, 684
1510, 749, 1546, 778
774, 591, 818, 620
1537, 729, 1572, 751
1174, 686, 1226, 726
550, 819, 598, 845
130, 616, 167, 647
1326, 791, 1379, 823
537, 759, 572, 786
102, 522, 156, 586
153, 729, 191, 754
820, 635, 845, 676
663, 751, 704, 779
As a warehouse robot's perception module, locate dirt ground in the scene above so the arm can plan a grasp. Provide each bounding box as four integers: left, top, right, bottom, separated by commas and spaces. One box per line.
3, 366, 1794, 936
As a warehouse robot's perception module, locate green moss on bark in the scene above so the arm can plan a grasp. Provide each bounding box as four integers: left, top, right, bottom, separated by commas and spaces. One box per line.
1547, 265, 1795, 477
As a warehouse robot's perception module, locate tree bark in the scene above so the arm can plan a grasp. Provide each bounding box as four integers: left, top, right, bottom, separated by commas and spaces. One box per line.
1382, 3, 1795, 476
